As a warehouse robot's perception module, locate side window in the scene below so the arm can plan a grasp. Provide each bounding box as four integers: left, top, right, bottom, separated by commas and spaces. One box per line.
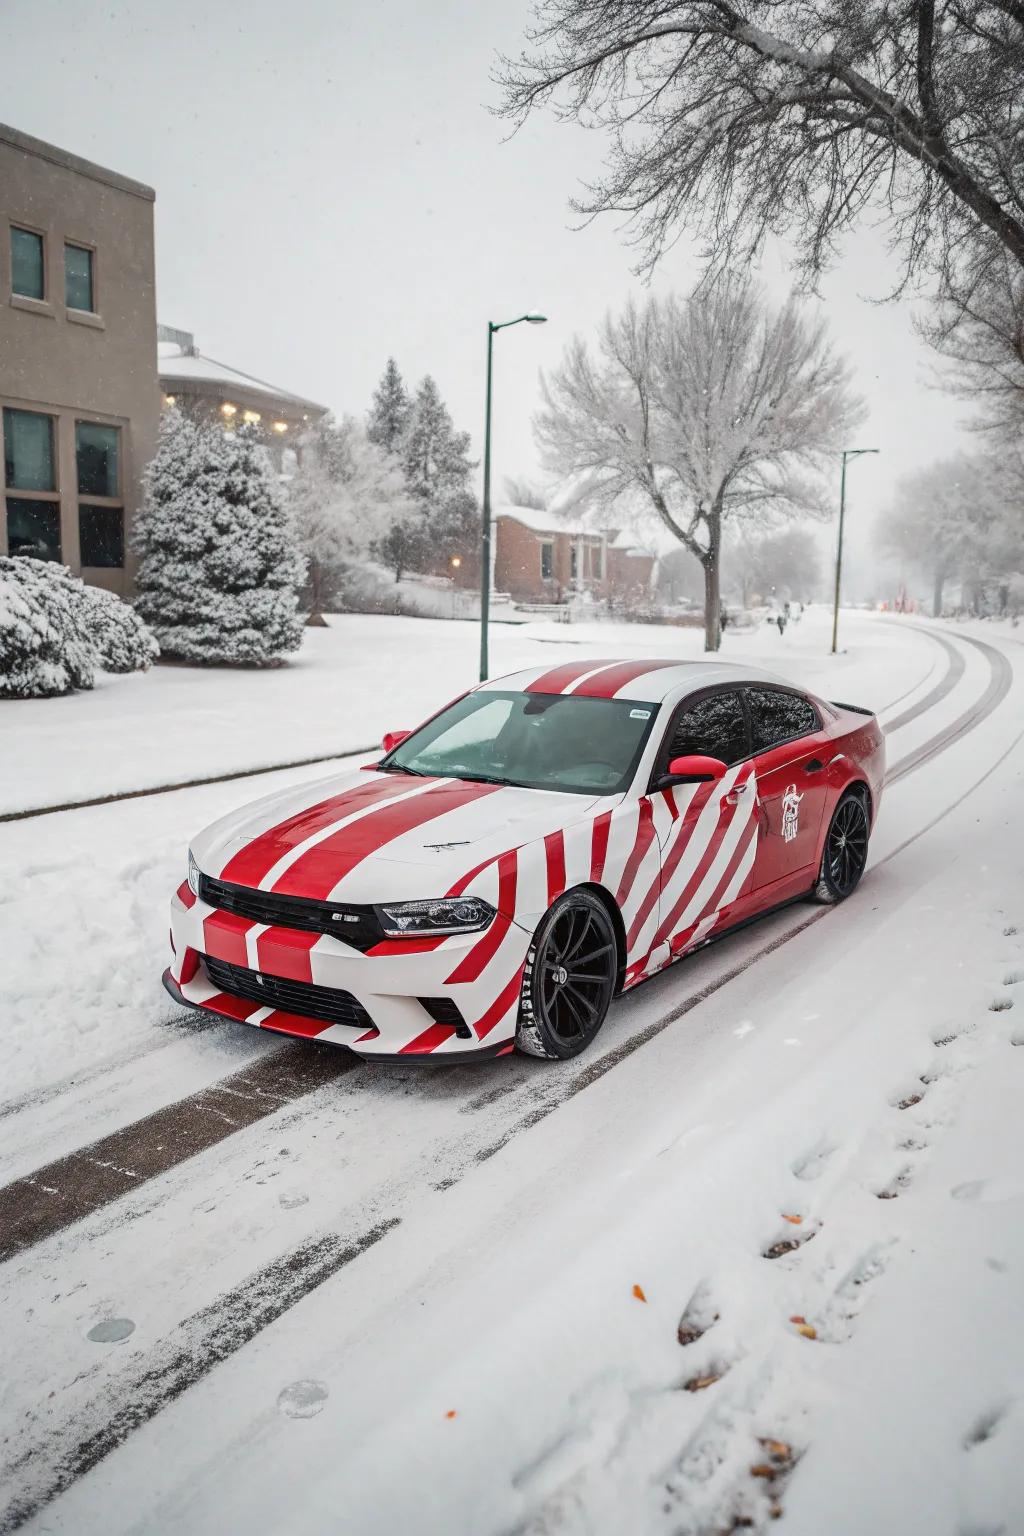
667, 690, 748, 766
747, 688, 818, 753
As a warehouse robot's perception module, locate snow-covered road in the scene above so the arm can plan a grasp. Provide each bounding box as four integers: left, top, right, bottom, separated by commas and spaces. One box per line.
1, 612, 1022, 1535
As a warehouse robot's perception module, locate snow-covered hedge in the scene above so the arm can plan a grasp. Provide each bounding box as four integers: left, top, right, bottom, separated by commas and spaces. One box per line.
0, 557, 158, 699
79, 583, 160, 674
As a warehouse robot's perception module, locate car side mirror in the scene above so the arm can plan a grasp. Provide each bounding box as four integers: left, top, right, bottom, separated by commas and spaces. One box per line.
382, 729, 411, 754
661, 754, 728, 786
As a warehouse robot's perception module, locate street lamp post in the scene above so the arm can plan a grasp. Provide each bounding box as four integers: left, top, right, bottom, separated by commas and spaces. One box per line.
480, 312, 547, 682
831, 448, 879, 655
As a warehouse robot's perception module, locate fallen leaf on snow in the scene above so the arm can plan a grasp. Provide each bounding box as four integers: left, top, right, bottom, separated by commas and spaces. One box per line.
683, 1372, 722, 1392
781, 1213, 803, 1225
632, 1283, 647, 1302
445, 1410, 457, 1419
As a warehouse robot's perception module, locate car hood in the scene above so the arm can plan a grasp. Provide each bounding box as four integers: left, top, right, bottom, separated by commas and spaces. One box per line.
192, 767, 609, 906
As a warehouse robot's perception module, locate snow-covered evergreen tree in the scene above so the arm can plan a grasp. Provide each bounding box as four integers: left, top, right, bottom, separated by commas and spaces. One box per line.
367, 359, 411, 453
402, 376, 474, 508
134, 409, 306, 665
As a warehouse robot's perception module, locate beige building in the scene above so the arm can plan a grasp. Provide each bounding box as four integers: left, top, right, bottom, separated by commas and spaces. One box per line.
158, 326, 327, 475
0, 123, 160, 595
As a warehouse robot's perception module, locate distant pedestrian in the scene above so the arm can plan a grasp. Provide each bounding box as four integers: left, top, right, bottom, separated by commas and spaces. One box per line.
776, 612, 787, 637
720, 604, 730, 632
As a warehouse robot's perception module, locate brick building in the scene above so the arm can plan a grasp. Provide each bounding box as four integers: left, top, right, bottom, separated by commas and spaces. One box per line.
492, 505, 654, 604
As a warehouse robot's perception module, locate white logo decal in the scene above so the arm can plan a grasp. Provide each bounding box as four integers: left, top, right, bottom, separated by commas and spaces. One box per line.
781, 784, 803, 843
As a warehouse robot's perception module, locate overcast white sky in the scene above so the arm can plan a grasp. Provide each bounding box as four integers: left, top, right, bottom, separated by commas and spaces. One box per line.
2, 0, 974, 583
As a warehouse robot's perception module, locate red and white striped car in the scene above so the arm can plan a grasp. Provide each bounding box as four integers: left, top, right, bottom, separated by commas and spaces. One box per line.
165, 658, 885, 1062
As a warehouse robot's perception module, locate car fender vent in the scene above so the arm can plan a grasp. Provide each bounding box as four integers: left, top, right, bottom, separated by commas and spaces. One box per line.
418, 997, 472, 1039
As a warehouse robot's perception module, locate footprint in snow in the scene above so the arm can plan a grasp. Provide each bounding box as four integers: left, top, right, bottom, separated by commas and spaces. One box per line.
279, 1191, 309, 1210
277, 1380, 329, 1419
791, 1143, 836, 1182
951, 1179, 1024, 1205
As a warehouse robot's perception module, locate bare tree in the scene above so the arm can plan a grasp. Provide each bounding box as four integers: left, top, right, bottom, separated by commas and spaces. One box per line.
502, 476, 549, 509
496, 1, 1024, 286
921, 247, 1024, 440
728, 525, 823, 606
536, 279, 864, 649
290, 415, 414, 622
883, 452, 1024, 614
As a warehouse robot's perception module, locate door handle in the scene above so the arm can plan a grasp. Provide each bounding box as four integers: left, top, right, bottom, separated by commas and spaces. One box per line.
726, 782, 753, 804
804, 759, 824, 774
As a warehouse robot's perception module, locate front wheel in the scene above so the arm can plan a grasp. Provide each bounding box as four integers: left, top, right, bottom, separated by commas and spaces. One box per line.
516, 890, 618, 1059
813, 790, 870, 904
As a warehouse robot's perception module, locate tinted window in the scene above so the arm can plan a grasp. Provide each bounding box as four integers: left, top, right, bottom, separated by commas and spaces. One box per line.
79, 505, 124, 567
6, 498, 61, 562
3, 409, 55, 491
668, 690, 747, 765
540, 542, 553, 579
65, 243, 94, 311
748, 688, 818, 752
11, 227, 44, 300
76, 422, 120, 496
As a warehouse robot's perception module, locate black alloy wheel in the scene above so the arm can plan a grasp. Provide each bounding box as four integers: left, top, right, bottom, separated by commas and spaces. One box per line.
516, 889, 618, 1059
814, 791, 870, 903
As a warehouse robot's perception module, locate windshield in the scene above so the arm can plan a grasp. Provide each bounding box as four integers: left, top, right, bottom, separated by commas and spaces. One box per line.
381, 690, 659, 796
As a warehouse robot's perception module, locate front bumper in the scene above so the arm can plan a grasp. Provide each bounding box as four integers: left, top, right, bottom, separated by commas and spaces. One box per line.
167, 881, 531, 1060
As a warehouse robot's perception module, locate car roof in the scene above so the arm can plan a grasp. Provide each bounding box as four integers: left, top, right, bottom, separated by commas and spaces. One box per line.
478, 658, 791, 704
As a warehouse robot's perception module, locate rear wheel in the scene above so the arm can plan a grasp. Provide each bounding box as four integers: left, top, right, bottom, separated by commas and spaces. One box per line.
516, 890, 618, 1059
814, 790, 870, 904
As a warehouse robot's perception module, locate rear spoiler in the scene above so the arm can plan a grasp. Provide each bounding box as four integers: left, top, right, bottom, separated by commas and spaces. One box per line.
830, 700, 875, 716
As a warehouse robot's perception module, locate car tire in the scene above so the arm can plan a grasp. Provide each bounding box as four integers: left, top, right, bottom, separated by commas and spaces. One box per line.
813, 788, 871, 904
516, 889, 618, 1060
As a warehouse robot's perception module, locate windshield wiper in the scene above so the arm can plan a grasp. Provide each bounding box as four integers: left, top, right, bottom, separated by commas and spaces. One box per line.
448, 771, 514, 786
377, 761, 429, 776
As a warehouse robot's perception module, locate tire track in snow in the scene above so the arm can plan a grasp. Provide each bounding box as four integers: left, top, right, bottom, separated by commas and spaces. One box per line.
0, 1044, 358, 1262
883, 627, 1012, 785
878, 628, 964, 733
0, 1217, 399, 1535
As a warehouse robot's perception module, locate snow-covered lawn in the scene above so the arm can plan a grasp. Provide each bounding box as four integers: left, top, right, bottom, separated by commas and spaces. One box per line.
2, 609, 1022, 1535
0, 605, 930, 815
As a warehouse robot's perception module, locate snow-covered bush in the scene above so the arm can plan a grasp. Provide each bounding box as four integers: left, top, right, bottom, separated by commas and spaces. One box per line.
79, 583, 160, 674
0, 556, 160, 698
134, 409, 306, 665
0, 557, 97, 698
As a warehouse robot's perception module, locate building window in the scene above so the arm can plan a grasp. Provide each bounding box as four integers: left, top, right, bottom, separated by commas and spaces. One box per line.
79, 505, 124, 567
65, 243, 95, 312
6, 498, 62, 562
4, 408, 56, 492
570, 545, 578, 581
540, 541, 553, 580
76, 422, 119, 497
592, 543, 604, 580
11, 227, 45, 300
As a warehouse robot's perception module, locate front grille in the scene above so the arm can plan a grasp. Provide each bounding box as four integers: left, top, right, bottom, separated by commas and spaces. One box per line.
198, 873, 384, 952
203, 954, 375, 1030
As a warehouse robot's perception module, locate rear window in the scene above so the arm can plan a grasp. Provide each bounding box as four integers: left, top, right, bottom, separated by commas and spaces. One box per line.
747, 688, 819, 753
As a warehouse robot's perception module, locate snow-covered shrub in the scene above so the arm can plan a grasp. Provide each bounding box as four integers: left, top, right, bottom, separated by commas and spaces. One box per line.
0, 557, 158, 698
134, 409, 306, 666
0, 557, 96, 698
79, 583, 160, 674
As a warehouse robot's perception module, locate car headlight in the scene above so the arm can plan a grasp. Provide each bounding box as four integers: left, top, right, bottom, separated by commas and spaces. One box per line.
187, 850, 202, 898
374, 897, 496, 938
